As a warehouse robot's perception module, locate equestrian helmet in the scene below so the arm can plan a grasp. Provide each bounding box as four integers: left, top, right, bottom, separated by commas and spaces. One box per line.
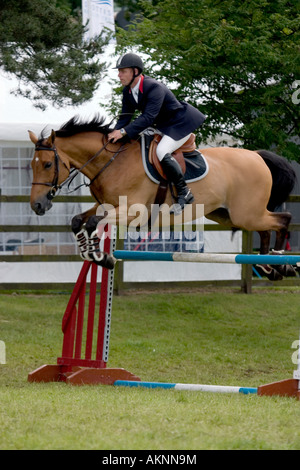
114, 53, 144, 73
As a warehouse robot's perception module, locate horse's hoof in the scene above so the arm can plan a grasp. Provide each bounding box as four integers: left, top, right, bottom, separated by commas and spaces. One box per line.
271, 264, 297, 277
268, 250, 297, 278
93, 253, 116, 270
255, 264, 283, 281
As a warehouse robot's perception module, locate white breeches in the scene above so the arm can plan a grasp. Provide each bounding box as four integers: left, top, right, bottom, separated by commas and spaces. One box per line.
156, 133, 192, 161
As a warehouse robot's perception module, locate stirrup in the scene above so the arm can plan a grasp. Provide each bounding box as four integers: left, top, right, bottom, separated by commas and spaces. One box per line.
170, 189, 194, 214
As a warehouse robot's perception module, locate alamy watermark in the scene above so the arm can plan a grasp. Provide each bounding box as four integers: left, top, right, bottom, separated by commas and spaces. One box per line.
292, 80, 300, 104
0, 340, 6, 364
96, 197, 204, 239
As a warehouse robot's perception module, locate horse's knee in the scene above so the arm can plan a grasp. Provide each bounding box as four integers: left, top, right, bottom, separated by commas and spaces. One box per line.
71, 214, 84, 234
85, 213, 108, 236
272, 264, 297, 277
85, 215, 100, 235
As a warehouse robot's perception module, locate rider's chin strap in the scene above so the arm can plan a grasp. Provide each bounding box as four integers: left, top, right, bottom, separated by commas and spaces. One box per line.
129, 69, 141, 87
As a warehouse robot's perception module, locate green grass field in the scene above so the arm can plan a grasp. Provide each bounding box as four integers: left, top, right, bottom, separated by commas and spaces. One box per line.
0, 287, 300, 450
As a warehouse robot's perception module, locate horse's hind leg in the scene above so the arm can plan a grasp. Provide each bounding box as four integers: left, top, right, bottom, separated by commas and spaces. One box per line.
256, 213, 296, 279
257, 230, 271, 255
255, 230, 284, 280
271, 213, 296, 277
256, 230, 285, 280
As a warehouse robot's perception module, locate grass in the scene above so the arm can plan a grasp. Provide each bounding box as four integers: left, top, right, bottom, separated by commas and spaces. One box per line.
0, 287, 300, 450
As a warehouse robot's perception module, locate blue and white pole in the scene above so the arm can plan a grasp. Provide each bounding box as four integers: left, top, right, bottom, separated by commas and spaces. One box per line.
113, 251, 300, 265
114, 380, 257, 394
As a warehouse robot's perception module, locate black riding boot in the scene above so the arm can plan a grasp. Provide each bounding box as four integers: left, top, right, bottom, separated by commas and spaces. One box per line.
160, 153, 194, 213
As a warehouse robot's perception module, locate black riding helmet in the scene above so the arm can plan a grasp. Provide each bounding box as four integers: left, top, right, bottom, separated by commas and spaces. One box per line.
114, 53, 144, 85
114, 53, 144, 73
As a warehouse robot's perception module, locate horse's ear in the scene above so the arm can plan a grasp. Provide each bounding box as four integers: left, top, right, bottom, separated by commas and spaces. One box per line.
46, 129, 56, 146
28, 130, 38, 144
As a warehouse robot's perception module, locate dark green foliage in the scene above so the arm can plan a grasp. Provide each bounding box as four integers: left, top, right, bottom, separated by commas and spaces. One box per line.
0, 0, 110, 109
116, 0, 300, 160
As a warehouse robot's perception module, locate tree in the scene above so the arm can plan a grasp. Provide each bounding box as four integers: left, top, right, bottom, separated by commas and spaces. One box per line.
0, 0, 111, 109
116, 0, 300, 160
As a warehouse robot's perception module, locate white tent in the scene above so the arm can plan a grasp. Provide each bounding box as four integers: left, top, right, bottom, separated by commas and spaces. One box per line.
0, 68, 113, 143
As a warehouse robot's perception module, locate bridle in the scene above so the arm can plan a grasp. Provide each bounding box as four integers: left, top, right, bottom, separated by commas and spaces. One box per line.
32, 145, 69, 200
31, 137, 126, 201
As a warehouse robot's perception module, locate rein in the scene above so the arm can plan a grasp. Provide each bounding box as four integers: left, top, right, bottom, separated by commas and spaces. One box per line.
32, 138, 126, 200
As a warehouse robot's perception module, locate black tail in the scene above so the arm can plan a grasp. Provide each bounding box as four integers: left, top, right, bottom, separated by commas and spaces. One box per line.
256, 150, 297, 211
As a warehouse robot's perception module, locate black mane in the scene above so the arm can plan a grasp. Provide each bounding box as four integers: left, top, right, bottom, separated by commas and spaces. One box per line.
55, 115, 114, 137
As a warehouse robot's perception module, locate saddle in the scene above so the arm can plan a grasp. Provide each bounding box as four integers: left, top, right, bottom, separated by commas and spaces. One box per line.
149, 134, 197, 180
140, 131, 208, 210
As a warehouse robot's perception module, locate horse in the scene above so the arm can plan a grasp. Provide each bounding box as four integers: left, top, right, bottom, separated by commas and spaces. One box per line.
29, 115, 296, 279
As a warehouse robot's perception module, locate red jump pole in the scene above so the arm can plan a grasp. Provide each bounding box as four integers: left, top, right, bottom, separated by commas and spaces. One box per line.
28, 224, 140, 386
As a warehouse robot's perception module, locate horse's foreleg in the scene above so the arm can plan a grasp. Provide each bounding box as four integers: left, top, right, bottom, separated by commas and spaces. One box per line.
71, 205, 115, 269
71, 205, 99, 261
93, 203, 149, 270
84, 214, 116, 270
71, 204, 99, 234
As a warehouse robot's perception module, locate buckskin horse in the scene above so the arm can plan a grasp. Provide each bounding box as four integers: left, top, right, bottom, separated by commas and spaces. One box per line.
29, 116, 296, 280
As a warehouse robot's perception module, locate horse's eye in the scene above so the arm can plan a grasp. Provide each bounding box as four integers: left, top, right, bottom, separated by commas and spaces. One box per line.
44, 162, 52, 169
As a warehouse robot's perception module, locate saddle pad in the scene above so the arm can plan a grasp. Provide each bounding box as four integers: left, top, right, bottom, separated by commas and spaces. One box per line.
141, 139, 209, 184
184, 151, 209, 182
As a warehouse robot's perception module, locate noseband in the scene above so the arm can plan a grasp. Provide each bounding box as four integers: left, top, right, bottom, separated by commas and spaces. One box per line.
32, 145, 69, 200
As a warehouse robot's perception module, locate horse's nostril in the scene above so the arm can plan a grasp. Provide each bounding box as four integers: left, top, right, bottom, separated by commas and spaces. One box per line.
32, 202, 45, 215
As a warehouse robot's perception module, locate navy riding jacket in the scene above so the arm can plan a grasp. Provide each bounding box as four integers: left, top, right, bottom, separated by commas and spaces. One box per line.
115, 75, 206, 140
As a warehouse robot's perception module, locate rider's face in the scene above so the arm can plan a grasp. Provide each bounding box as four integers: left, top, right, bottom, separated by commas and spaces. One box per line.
118, 67, 137, 87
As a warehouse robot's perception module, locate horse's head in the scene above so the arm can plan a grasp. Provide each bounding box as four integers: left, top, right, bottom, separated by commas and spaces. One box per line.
29, 130, 70, 215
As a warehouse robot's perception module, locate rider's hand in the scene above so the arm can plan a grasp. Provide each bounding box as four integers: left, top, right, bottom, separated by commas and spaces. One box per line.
108, 129, 123, 143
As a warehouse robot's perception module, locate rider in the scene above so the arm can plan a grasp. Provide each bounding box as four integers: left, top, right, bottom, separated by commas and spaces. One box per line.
108, 53, 206, 213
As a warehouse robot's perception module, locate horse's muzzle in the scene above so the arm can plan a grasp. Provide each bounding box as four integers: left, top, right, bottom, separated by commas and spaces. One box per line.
31, 196, 53, 215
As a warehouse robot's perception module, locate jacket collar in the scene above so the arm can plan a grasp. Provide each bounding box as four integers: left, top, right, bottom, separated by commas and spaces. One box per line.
129, 75, 144, 95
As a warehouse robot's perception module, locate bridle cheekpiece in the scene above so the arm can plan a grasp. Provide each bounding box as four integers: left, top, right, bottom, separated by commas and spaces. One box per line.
32, 144, 69, 200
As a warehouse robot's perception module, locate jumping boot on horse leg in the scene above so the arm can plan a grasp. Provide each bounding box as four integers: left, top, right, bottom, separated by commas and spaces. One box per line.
71, 214, 115, 269
71, 215, 90, 261
85, 215, 116, 270
160, 153, 194, 214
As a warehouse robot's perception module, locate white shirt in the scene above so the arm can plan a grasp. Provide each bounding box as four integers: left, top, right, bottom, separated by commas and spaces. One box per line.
131, 77, 141, 103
